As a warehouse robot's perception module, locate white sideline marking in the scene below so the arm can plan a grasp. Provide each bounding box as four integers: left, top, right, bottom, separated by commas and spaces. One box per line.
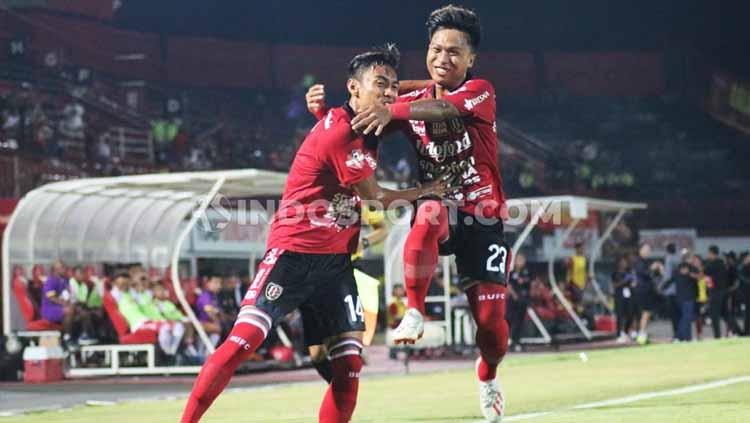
489, 376, 750, 422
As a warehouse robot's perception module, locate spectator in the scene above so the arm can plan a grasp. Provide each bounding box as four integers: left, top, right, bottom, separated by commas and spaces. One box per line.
737, 253, 750, 335
725, 252, 741, 331
660, 243, 681, 340
612, 256, 636, 343
704, 245, 741, 337
507, 252, 532, 352
217, 275, 243, 316
132, 275, 163, 322
110, 273, 185, 358
691, 254, 709, 340
664, 262, 699, 341
27, 264, 47, 316
152, 282, 197, 358
195, 276, 226, 345
566, 242, 589, 303
633, 242, 656, 345
42, 261, 80, 348
68, 266, 103, 344
529, 278, 557, 322
59, 101, 85, 139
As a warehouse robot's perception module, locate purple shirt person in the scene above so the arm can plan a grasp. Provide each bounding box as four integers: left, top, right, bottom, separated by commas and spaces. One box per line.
196, 290, 219, 322
41, 271, 69, 323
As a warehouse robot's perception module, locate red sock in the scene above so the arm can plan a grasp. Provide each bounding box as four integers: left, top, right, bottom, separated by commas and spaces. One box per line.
319, 355, 363, 423
318, 339, 363, 423
181, 312, 269, 423
467, 283, 509, 382
403, 200, 448, 314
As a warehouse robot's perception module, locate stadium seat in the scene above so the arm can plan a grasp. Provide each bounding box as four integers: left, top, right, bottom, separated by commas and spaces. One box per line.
11, 269, 63, 332
102, 291, 158, 345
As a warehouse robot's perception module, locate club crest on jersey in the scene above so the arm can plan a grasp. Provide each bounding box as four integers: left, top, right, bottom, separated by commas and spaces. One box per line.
265, 282, 284, 301
345, 149, 377, 170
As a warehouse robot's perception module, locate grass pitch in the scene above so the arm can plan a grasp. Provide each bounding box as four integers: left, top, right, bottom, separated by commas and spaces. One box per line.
5, 338, 749, 423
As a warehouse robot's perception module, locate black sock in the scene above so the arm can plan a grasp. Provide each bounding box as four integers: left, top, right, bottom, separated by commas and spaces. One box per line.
313, 359, 333, 384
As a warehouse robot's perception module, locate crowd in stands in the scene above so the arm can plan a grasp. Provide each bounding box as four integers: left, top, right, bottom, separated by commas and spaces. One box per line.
500, 95, 750, 201
4, 57, 750, 209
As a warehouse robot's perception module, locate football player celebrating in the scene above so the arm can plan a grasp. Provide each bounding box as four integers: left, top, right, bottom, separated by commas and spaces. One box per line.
182, 44, 452, 423
306, 6, 510, 422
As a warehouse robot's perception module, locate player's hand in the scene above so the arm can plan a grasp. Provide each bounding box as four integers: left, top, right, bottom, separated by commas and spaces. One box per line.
306, 84, 326, 116
351, 104, 392, 136
417, 173, 461, 199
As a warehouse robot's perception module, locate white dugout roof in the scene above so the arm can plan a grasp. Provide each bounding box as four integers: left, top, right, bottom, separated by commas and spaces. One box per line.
2, 169, 288, 338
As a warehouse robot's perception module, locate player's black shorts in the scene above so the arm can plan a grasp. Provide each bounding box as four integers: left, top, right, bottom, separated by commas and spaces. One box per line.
241, 249, 365, 346
438, 210, 511, 288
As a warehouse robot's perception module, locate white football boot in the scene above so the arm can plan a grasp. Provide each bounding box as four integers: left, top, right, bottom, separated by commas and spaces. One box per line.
392, 308, 424, 344
477, 357, 505, 422
479, 377, 505, 422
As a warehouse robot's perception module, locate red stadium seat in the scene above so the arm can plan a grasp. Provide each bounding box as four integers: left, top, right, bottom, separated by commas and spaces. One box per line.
102, 291, 157, 345
11, 270, 63, 331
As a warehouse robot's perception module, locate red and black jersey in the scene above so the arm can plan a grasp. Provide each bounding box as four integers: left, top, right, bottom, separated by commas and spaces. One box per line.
266, 104, 378, 255
397, 77, 505, 219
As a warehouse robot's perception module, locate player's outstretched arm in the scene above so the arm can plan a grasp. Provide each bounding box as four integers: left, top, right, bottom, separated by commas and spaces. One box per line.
351, 99, 461, 135
353, 174, 455, 209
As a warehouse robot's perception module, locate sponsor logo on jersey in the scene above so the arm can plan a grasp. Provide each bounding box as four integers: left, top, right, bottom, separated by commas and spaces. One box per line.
317, 193, 359, 231
467, 185, 493, 201
464, 90, 490, 111
265, 282, 284, 301
345, 149, 377, 170
415, 132, 472, 163
448, 117, 465, 133
419, 155, 480, 187
429, 121, 449, 136
477, 293, 505, 301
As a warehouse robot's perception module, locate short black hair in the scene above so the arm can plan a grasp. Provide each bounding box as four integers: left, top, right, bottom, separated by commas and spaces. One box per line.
709, 245, 720, 255
114, 271, 129, 280
426, 4, 482, 50
348, 44, 400, 80
666, 243, 676, 254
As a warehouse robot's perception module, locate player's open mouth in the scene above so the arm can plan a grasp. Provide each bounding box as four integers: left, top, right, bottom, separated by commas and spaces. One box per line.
433, 66, 449, 76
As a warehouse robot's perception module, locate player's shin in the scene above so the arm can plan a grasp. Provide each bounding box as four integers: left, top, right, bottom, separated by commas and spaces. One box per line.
403, 200, 448, 313
318, 337, 364, 423
466, 283, 509, 382
181, 307, 271, 423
